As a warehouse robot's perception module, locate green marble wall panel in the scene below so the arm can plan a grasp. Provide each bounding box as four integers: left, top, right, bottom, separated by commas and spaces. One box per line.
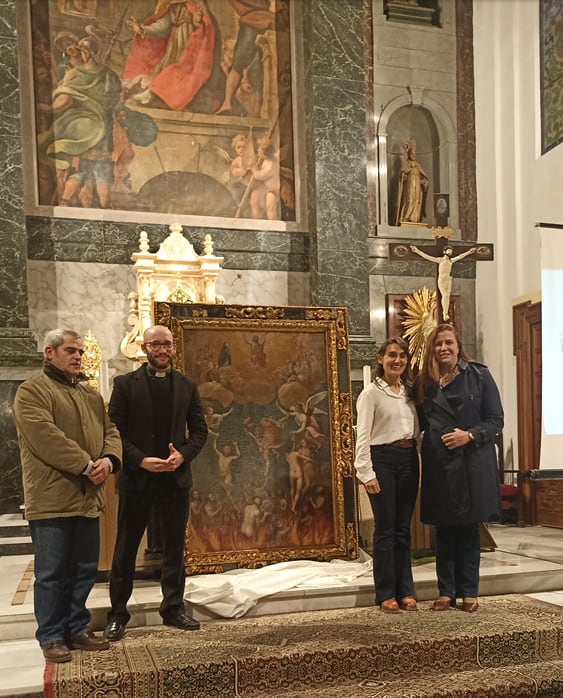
308, 0, 371, 338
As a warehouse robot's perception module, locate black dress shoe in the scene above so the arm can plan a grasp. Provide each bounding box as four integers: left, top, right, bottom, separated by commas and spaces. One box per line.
69, 631, 110, 651
104, 619, 126, 641
42, 640, 71, 663
163, 610, 200, 631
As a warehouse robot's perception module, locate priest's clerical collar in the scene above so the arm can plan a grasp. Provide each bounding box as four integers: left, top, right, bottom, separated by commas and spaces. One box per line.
146, 365, 171, 379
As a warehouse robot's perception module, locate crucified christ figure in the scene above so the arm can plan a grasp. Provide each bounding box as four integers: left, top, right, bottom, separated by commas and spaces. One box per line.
410, 245, 476, 321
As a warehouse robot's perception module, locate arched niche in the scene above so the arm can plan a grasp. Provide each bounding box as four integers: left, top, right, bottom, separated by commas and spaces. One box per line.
387, 106, 439, 226
375, 91, 458, 234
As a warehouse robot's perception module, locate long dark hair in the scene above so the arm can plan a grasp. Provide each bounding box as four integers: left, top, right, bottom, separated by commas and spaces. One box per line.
373, 336, 413, 394
414, 323, 472, 403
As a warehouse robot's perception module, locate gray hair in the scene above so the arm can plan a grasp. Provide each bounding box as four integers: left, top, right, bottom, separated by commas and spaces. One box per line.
43, 329, 81, 352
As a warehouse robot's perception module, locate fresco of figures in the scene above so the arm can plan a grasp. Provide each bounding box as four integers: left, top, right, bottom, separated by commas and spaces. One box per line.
28, 0, 296, 223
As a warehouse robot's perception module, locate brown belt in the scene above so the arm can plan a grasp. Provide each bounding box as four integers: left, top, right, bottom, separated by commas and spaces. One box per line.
387, 439, 416, 449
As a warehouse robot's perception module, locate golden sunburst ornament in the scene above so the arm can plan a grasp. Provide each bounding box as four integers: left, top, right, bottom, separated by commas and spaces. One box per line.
401, 287, 437, 370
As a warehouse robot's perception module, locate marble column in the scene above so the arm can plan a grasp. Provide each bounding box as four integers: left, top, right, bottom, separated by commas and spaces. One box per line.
306, 0, 375, 368
0, 2, 42, 514
0, 2, 40, 364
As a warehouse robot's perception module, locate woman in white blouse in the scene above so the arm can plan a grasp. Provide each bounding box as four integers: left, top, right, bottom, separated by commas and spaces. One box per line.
354, 337, 420, 613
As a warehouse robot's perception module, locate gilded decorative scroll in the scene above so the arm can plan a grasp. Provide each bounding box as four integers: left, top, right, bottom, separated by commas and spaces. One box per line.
158, 303, 358, 572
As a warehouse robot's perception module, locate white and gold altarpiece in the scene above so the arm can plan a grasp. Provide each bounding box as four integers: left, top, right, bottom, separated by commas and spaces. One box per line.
120, 224, 224, 363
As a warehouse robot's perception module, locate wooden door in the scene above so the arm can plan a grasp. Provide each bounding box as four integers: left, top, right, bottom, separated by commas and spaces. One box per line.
513, 301, 542, 524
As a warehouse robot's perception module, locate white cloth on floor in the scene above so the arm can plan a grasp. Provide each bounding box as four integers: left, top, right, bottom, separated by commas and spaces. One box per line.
184, 550, 373, 618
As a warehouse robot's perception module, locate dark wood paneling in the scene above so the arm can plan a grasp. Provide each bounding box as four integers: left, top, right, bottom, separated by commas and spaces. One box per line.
535, 480, 563, 528
513, 301, 542, 525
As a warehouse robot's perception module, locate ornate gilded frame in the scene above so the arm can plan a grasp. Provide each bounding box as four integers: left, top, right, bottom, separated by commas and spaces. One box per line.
156, 302, 358, 573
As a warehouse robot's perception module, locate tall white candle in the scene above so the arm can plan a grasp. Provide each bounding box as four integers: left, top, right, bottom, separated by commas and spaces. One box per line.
363, 365, 372, 389
100, 359, 110, 402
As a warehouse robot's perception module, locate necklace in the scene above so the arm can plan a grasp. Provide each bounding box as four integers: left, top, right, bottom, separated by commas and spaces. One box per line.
439, 366, 458, 388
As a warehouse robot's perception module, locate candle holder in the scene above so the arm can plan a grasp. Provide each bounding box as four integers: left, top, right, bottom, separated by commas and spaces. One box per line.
82, 330, 102, 392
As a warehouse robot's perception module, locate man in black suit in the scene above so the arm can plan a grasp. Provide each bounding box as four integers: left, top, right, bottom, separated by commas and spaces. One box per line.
104, 325, 208, 641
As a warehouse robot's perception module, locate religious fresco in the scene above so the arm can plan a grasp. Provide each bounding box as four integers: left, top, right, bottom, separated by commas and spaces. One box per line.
25, 0, 297, 227
540, 0, 563, 153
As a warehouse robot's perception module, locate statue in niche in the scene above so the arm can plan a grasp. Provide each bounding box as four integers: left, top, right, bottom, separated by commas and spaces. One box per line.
396, 139, 429, 225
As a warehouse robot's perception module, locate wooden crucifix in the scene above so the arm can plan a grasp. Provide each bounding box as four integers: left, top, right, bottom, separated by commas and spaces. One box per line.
389, 230, 494, 324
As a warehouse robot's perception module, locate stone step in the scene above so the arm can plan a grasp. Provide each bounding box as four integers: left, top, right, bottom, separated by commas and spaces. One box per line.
0, 513, 29, 538
0, 537, 33, 556
0, 691, 41, 698
0, 514, 32, 556
0, 525, 29, 538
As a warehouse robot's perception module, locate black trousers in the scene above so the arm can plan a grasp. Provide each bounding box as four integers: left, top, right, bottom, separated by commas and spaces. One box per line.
108, 483, 189, 623
435, 523, 480, 599
367, 445, 419, 605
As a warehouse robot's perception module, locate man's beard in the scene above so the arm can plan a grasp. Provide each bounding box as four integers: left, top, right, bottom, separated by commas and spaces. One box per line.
147, 354, 172, 370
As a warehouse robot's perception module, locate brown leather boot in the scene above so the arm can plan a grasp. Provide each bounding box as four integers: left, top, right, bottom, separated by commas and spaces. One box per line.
380, 598, 400, 613
399, 595, 418, 611
69, 631, 110, 651
42, 640, 71, 663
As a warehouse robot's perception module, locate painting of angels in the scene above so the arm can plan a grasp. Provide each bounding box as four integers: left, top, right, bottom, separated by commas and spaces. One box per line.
159, 303, 358, 572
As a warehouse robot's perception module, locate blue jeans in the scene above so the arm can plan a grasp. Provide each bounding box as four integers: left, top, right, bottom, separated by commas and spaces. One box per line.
435, 523, 481, 599
29, 517, 99, 647
367, 445, 419, 605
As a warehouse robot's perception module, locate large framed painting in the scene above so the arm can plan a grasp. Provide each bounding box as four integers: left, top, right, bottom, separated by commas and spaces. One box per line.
155, 302, 358, 572
17, 0, 306, 231
540, 0, 563, 154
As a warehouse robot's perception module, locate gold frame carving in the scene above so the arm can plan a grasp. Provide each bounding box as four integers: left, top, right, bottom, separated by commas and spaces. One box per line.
157, 302, 358, 573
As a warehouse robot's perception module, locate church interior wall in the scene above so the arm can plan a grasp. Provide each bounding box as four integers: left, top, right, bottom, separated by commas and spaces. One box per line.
474, 0, 563, 469
372, 0, 459, 233
0, 0, 505, 515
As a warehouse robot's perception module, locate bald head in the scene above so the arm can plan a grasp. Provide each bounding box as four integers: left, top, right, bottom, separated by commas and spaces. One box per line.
143, 325, 172, 343
141, 326, 175, 371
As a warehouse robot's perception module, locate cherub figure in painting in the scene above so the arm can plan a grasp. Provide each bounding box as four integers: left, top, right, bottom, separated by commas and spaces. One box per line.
229, 133, 255, 204
250, 136, 281, 221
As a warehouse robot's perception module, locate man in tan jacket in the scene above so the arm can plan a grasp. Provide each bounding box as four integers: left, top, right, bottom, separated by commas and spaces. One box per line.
13, 329, 122, 663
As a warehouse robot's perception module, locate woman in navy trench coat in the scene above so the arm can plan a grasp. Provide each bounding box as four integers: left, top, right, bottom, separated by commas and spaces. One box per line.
415, 323, 503, 613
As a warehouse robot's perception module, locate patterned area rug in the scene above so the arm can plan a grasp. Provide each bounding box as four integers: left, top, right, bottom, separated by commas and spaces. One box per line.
44, 595, 563, 698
